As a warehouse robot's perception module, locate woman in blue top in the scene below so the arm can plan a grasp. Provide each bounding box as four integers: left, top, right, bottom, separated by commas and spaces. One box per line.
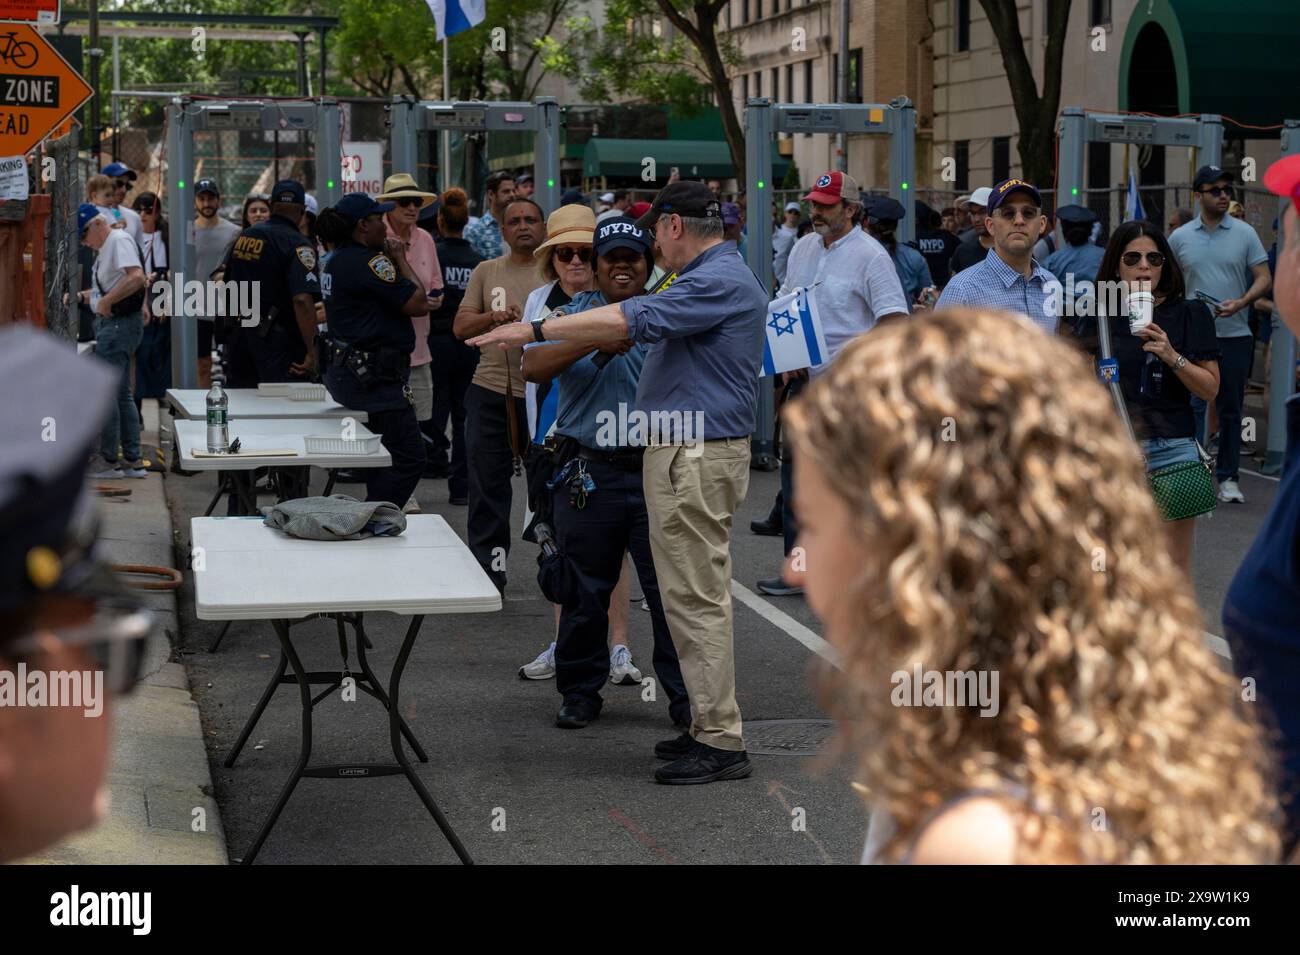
520, 216, 690, 735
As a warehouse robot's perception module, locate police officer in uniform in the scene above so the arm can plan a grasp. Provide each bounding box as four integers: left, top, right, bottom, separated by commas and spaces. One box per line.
864, 196, 934, 310
1045, 204, 1105, 287
317, 193, 430, 506
221, 180, 321, 387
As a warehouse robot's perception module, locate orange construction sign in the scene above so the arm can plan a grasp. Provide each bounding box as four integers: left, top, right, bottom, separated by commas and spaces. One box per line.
0, 23, 90, 156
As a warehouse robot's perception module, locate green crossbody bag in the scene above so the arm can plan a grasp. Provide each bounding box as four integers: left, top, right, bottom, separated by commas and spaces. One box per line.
1148, 441, 1217, 522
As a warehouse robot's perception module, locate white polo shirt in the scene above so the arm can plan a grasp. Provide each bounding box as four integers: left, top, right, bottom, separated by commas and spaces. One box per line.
779, 227, 909, 373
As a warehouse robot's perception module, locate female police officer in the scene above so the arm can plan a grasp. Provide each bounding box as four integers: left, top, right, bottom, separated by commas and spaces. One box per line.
521, 216, 690, 732
317, 193, 429, 505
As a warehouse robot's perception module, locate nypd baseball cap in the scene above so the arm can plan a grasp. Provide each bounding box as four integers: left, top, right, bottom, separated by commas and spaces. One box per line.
1194, 165, 1234, 191
335, 192, 395, 226
987, 177, 1043, 213
634, 181, 721, 229
804, 171, 860, 205
594, 216, 652, 258
272, 180, 306, 205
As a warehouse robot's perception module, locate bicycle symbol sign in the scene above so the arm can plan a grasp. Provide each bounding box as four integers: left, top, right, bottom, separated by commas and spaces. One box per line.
0, 24, 90, 156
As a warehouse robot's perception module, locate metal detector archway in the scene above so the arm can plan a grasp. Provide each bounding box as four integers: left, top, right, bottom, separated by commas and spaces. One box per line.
389, 97, 561, 216
1059, 107, 1296, 469
745, 96, 917, 467
165, 96, 342, 389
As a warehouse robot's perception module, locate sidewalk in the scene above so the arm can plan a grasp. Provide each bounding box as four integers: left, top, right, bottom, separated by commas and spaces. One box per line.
20, 406, 227, 865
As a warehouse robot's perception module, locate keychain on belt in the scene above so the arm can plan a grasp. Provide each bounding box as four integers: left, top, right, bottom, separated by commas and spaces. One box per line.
568, 458, 596, 509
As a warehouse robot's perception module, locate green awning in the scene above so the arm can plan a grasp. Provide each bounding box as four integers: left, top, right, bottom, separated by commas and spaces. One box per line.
582, 137, 789, 181
1119, 1, 1300, 133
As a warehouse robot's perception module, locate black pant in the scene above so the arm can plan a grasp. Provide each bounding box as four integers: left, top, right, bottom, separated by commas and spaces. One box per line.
464, 383, 526, 591
428, 332, 478, 497
224, 324, 302, 388
552, 456, 689, 723
365, 404, 425, 506
1214, 335, 1254, 482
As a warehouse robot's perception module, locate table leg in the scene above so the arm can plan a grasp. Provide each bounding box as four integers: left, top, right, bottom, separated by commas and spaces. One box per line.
240, 620, 313, 865
322, 469, 337, 496
388, 615, 473, 865
202, 472, 229, 517
225, 647, 288, 768
208, 619, 235, 653
353, 615, 428, 763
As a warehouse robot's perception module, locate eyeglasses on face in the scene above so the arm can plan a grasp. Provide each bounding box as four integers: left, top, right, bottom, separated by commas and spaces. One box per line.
1200, 185, 1233, 198
393, 197, 423, 208
993, 205, 1040, 222
1121, 250, 1166, 267
554, 246, 592, 263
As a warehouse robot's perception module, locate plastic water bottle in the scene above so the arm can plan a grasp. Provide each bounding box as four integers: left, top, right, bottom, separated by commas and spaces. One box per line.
206, 382, 229, 453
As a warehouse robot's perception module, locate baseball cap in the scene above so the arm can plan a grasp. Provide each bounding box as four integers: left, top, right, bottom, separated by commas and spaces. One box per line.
272, 179, 306, 205
560, 188, 587, 207
515, 171, 534, 184
102, 162, 136, 181
954, 194, 972, 209
304, 194, 319, 216
784, 201, 801, 213
1194, 164, 1235, 190
629, 200, 653, 220
986, 178, 1042, 213
594, 215, 653, 258
599, 192, 615, 204
803, 171, 860, 205
335, 192, 395, 225
1264, 154, 1300, 202
77, 202, 101, 236
965, 186, 993, 209
634, 181, 721, 229
721, 202, 741, 226
195, 178, 220, 197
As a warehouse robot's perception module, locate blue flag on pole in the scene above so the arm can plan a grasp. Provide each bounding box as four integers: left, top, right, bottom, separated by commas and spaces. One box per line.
762, 286, 828, 377
1125, 168, 1145, 223
426, 0, 487, 40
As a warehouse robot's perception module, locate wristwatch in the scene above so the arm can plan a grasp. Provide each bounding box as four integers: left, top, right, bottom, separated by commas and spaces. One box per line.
1173, 354, 1188, 371
530, 317, 547, 342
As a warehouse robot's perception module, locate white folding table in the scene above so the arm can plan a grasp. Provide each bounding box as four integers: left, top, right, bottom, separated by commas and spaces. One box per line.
174, 418, 391, 518
191, 514, 501, 865
165, 388, 368, 422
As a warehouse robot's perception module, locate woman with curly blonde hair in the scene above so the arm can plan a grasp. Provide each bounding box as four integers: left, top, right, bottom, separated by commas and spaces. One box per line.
783, 307, 1281, 864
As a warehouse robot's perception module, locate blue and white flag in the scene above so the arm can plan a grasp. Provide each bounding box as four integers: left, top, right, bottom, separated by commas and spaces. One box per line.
426, 0, 487, 40
1125, 168, 1145, 222
762, 286, 828, 377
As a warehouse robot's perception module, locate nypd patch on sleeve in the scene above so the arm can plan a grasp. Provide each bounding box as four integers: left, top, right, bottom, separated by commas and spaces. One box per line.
368, 254, 397, 283
296, 246, 317, 270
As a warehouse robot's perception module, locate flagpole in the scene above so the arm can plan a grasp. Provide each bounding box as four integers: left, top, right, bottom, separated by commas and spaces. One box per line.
442, 37, 452, 194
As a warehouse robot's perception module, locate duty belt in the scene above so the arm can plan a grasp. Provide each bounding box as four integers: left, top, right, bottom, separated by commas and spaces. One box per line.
578, 444, 645, 469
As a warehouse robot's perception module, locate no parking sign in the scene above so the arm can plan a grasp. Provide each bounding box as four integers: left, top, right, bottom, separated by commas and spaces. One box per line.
341, 142, 383, 196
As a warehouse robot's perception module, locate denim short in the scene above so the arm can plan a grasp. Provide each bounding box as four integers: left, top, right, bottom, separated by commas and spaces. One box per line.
1141, 435, 1201, 473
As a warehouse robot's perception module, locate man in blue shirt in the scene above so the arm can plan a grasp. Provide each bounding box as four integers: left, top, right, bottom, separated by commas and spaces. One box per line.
469, 181, 766, 785
522, 217, 690, 735
1223, 153, 1300, 854
938, 178, 1060, 334
1170, 165, 1272, 503
1044, 204, 1104, 291
464, 170, 514, 260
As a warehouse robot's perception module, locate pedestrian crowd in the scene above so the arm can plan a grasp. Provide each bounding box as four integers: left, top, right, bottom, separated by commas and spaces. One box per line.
31, 152, 1300, 864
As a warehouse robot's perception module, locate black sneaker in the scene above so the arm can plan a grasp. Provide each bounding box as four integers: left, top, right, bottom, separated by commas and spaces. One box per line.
654, 732, 699, 761
750, 516, 783, 537
654, 743, 752, 784
555, 701, 600, 729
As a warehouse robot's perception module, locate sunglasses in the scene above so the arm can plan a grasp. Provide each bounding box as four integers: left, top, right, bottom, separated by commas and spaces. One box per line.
1121, 251, 1166, 267
554, 246, 592, 263
133, 201, 155, 214
393, 197, 423, 208
7, 605, 152, 697
1200, 185, 1233, 198
993, 205, 1041, 221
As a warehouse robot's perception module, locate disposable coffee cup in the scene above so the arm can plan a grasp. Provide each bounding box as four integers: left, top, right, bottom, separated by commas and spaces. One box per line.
1128, 288, 1154, 332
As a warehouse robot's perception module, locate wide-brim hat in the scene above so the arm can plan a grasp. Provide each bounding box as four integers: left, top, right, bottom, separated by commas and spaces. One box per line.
378, 173, 437, 209
534, 203, 596, 258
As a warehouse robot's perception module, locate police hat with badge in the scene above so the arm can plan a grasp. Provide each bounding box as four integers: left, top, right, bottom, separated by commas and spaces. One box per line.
336, 193, 399, 282
0, 325, 149, 692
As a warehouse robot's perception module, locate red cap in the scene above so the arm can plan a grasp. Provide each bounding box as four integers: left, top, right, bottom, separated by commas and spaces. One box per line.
1263, 154, 1300, 200
629, 200, 653, 220
803, 170, 860, 205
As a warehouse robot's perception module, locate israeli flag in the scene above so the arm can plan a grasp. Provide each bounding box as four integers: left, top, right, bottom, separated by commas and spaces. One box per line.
762, 286, 828, 377
426, 0, 487, 40
1125, 168, 1145, 222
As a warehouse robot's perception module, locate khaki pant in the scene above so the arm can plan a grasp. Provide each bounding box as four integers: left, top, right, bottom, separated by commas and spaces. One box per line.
643, 439, 750, 751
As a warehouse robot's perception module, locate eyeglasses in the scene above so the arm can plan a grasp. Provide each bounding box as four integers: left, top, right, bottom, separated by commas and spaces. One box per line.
133, 202, 155, 214
1200, 185, 1233, 198
114, 180, 130, 190
993, 205, 1041, 222
393, 197, 423, 208
554, 246, 592, 263
1121, 251, 1166, 267
7, 605, 152, 697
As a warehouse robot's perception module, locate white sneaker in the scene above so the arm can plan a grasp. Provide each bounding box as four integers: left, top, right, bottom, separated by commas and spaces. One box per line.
609, 644, 642, 685
90, 465, 124, 480
122, 462, 148, 479
640, 598, 649, 612
1218, 478, 1245, 503
519, 642, 556, 680
403, 496, 422, 514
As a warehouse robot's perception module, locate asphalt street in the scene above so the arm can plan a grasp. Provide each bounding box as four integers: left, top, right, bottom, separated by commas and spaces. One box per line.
166, 437, 1277, 865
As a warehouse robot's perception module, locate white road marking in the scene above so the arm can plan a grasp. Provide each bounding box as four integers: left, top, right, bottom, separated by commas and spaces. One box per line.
731, 579, 841, 669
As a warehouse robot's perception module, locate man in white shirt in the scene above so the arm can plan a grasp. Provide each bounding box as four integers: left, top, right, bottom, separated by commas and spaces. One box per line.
101, 162, 144, 245
756, 171, 910, 596
772, 201, 801, 286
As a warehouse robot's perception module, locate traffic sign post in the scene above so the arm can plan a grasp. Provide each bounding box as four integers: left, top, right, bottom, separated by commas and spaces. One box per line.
0, 23, 90, 156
